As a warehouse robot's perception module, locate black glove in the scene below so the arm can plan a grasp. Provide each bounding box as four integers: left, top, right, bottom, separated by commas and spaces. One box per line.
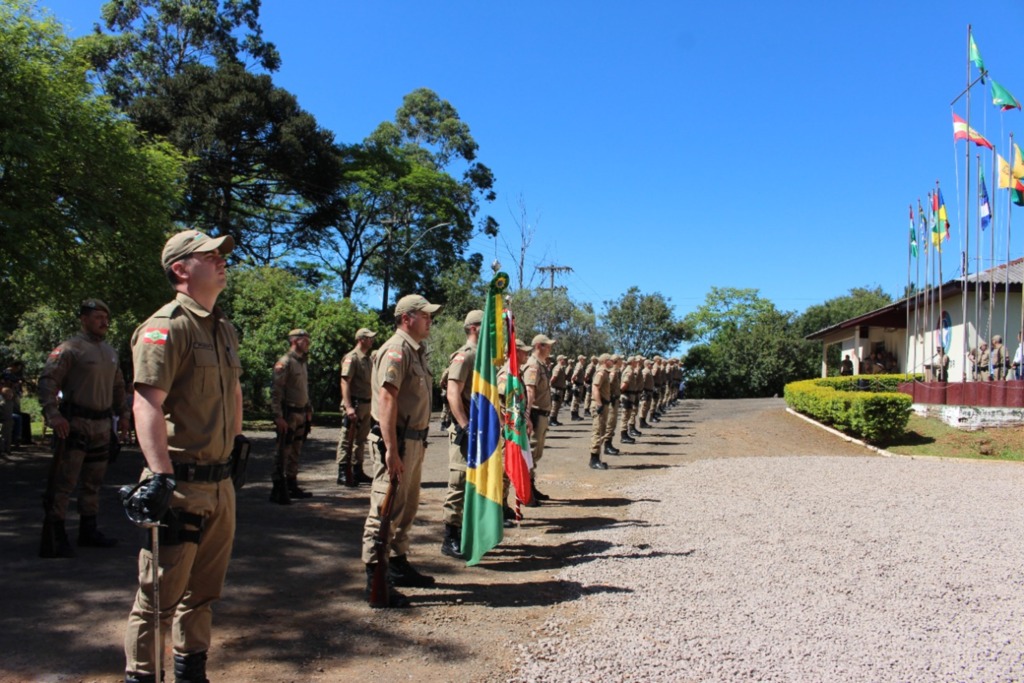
595, 403, 604, 415
119, 474, 176, 526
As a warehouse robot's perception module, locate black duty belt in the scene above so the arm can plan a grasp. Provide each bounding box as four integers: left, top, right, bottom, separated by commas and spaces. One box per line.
530, 408, 550, 417
62, 403, 113, 420
625, 390, 640, 396
398, 427, 429, 441
352, 396, 371, 403
283, 404, 308, 415
173, 461, 233, 483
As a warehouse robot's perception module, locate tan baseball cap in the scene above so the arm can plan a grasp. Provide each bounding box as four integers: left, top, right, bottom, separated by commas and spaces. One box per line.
599, 353, 612, 362
532, 334, 556, 346
161, 229, 235, 269
287, 329, 309, 339
79, 298, 110, 316
464, 309, 484, 326
516, 340, 533, 352
394, 294, 441, 317
355, 328, 377, 339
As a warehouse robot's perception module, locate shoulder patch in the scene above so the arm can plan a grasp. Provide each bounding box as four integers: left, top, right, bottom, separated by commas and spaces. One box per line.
453, 353, 466, 364
47, 347, 62, 360
386, 349, 403, 362
141, 328, 169, 345
274, 361, 286, 371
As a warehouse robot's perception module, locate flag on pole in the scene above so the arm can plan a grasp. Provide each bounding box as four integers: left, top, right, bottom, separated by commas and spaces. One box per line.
998, 152, 1024, 206
952, 113, 994, 149
979, 170, 992, 230
462, 272, 509, 566
937, 187, 950, 242
917, 200, 928, 253
501, 311, 533, 516
908, 205, 918, 258
970, 33, 985, 83
930, 192, 943, 251
991, 79, 1021, 111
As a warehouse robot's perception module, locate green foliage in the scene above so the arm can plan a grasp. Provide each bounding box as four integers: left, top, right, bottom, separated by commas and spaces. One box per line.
221, 266, 382, 412
794, 286, 894, 375
0, 0, 183, 337
506, 288, 608, 359
682, 288, 813, 398
602, 287, 688, 357
784, 375, 916, 442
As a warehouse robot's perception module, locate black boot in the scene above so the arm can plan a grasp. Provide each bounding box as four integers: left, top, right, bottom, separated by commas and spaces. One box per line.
589, 453, 609, 470
440, 523, 463, 559
570, 410, 582, 421
173, 650, 209, 683
603, 441, 620, 456
354, 467, 373, 485
287, 476, 312, 499
388, 554, 436, 587
549, 417, 561, 427
40, 517, 75, 558
78, 515, 118, 548
337, 462, 353, 487
502, 505, 517, 528
532, 478, 550, 501
639, 418, 651, 428
124, 674, 156, 683
365, 563, 411, 608
619, 431, 636, 444
268, 478, 291, 505
629, 426, 642, 437
584, 409, 591, 418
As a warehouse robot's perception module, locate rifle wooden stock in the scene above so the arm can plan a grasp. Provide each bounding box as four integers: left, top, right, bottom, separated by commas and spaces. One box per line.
368, 474, 399, 608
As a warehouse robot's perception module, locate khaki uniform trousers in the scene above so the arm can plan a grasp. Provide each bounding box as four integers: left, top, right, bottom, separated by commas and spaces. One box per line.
590, 405, 609, 453
528, 411, 549, 474
442, 425, 467, 526
124, 478, 236, 676
361, 437, 426, 564
640, 392, 653, 422
570, 384, 586, 413
602, 398, 619, 442
274, 411, 308, 480
48, 415, 111, 519
336, 402, 372, 467
550, 388, 565, 423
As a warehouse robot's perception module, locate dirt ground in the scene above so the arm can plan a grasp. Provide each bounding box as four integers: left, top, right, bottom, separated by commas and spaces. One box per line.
0, 398, 868, 683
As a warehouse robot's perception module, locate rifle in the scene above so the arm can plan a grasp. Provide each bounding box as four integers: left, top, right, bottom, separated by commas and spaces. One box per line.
368, 415, 409, 608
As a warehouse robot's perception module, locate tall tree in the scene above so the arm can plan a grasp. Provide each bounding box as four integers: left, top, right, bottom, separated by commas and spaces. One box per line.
0, 0, 183, 338
795, 286, 893, 376
506, 288, 607, 359
305, 89, 498, 309
79, 0, 280, 107
602, 287, 688, 357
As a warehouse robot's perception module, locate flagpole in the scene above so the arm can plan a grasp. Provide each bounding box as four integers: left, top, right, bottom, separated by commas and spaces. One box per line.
927, 192, 934, 371
917, 201, 925, 377
963, 25, 974, 385
907, 204, 913, 378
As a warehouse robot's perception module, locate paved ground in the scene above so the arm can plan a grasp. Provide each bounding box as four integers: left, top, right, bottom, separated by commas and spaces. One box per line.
0, 398, 891, 682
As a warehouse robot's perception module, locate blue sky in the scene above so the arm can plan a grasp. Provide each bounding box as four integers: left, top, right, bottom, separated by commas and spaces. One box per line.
40, 0, 1024, 324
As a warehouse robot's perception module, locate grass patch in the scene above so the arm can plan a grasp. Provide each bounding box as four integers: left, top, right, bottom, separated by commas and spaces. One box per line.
879, 414, 1024, 461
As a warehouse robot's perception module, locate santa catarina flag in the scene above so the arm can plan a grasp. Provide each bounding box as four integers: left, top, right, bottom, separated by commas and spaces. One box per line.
462, 272, 509, 566
502, 311, 534, 510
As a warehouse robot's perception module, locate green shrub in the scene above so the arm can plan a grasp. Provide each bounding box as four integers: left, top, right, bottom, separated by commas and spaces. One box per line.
784, 374, 918, 442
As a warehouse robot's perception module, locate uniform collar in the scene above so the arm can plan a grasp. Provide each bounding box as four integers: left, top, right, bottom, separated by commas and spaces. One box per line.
176, 292, 214, 318
395, 328, 421, 351
288, 349, 307, 363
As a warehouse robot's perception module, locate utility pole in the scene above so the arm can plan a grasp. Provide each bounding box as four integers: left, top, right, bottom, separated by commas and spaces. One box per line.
537, 264, 573, 291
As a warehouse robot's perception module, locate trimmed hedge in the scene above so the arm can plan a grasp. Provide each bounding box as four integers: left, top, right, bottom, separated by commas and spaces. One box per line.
784, 374, 919, 442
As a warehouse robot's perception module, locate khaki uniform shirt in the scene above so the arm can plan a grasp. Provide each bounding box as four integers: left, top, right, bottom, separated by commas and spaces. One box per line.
642, 367, 655, 391
372, 328, 431, 431
523, 353, 552, 410
592, 366, 611, 406
132, 293, 242, 465
570, 361, 587, 386
550, 362, 568, 390
340, 347, 373, 403
621, 366, 635, 396
609, 367, 623, 400
271, 350, 310, 418
39, 332, 126, 422
446, 341, 477, 411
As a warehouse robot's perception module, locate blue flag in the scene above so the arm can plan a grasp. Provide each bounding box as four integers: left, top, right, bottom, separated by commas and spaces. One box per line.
980, 170, 992, 231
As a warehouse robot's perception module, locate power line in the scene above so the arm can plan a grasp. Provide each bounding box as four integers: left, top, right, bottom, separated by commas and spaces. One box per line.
536, 264, 573, 291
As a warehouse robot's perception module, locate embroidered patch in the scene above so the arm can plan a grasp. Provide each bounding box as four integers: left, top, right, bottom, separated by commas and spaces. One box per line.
274, 362, 286, 371
387, 349, 403, 362
385, 366, 400, 385
453, 353, 465, 364
141, 328, 169, 345
47, 347, 62, 360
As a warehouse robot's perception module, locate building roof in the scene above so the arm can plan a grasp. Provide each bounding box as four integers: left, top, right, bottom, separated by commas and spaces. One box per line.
804, 256, 1024, 341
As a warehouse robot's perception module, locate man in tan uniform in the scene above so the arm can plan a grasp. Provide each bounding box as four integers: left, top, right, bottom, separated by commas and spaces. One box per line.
569, 354, 587, 421
639, 358, 655, 428
601, 355, 624, 453
440, 310, 482, 558
124, 229, 243, 683
523, 334, 555, 505
337, 328, 377, 487
618, 356, 638, 445
583, 355, 598, 417
991, 335, 1009, 381
269, 329, 313, 504
589, 353, 613, 470
361, 294, 440, 608
549, 354, 568, 426
38, 298, 129, 558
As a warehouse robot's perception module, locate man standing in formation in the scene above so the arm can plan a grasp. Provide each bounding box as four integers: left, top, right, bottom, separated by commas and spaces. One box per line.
439, 309, 482, 559
588, 353, 613, 470
548, 354, 568, 426
361, 294, 440, 608
38, 298, 128, 558
569, 354, 587, 421
337, 328, 377, 487
269, 329, 314, 504
523, 334, 555, 505
124, 229, 243, 683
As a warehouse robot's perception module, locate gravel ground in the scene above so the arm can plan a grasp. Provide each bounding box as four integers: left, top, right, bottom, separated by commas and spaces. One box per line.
512, 441, 1024, 681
